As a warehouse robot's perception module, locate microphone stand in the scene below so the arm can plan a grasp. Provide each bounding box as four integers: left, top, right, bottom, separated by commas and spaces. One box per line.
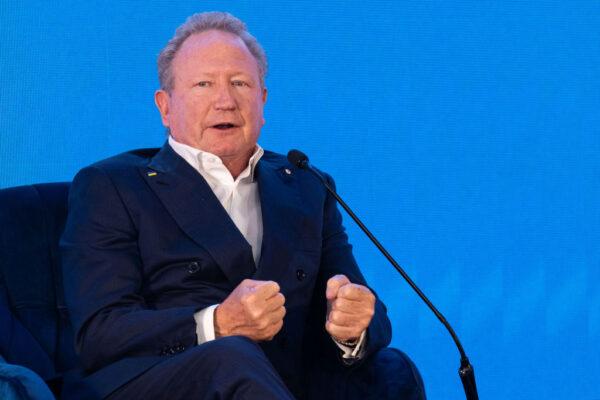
293, 153, 479, 400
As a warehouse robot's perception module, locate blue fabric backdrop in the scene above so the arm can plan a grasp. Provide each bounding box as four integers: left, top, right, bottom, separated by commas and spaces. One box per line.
1, 1, 598, 398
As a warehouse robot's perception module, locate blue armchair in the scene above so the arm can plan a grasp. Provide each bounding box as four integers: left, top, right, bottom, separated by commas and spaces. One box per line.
0, 183, 77, 399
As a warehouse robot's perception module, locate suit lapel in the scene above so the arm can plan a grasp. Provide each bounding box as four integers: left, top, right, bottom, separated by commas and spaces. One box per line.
254, 156, 305, 282
140, 143, 255, 286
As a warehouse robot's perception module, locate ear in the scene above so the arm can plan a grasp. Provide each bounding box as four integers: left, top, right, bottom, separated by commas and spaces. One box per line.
154, 90, 170, 127
261, 87, 268, 125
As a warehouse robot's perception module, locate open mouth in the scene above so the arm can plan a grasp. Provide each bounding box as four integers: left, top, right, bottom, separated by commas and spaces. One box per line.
212, 123, 236, 130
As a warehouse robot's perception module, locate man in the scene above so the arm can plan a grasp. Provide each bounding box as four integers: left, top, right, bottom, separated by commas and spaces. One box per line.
60, 11, 425, 400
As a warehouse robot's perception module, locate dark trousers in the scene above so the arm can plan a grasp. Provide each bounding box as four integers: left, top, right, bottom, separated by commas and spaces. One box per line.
107, 336, 425, 400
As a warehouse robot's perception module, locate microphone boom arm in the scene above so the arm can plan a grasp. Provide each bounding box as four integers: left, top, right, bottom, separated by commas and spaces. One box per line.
291, 152, 479, 400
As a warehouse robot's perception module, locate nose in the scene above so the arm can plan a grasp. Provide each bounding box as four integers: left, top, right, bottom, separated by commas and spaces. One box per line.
213, 83, 237, 111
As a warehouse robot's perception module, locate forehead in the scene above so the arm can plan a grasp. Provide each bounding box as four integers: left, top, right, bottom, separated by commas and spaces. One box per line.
173, 30, 259, 75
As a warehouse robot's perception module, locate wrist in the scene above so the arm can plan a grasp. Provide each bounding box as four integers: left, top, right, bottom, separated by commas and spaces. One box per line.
213, 305, 227, 338
333, 336, 359, 347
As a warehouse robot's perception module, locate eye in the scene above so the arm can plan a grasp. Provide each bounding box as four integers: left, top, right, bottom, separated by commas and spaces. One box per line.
231, 80, 249, 87
196, 81, 211, 88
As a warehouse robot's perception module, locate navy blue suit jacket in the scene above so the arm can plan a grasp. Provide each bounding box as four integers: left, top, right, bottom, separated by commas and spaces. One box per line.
60, 143, 391, 399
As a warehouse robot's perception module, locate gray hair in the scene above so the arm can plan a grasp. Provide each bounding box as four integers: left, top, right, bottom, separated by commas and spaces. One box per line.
157, 11, 268, 92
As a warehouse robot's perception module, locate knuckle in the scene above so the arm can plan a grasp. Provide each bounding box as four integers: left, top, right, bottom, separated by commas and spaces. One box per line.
338, 286, 351, 297
328, 311, 336, 322
249, 308, 262, 320
270, 281, 281, 292
329, 311, 340, 324
354, 284, 366, 293
268, 322, 281, 337
240, 293, 252, 305
325, 320, 333, 332
256, 319, 269, 330
241, 279, 253, 288
278, 292, 286, 303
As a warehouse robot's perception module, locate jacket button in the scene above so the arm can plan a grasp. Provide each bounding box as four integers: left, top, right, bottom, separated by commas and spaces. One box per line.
173, 343, 186, 353
296, 269, 307, 281
187, 261, 200, 274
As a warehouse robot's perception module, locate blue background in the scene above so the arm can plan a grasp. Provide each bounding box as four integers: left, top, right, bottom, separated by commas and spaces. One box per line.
1, 1, 599, 398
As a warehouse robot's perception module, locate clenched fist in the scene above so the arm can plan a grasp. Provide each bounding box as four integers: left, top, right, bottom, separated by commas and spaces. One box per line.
325, 274, 375, 342
214, 279, 286, 342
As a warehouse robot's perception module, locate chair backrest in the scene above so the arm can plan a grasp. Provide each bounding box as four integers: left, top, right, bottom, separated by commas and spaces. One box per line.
0, 183, 77, 382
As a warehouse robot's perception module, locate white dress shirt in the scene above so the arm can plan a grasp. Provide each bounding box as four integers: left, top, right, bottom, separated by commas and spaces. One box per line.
168, 136, 365, 359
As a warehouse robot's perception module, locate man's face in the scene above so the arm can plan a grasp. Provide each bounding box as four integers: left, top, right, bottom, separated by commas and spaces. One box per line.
155, 30, 267, 164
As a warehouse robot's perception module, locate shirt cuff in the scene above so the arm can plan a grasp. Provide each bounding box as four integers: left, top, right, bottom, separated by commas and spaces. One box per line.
193, 304, 219, 344
332, 330, 367, 359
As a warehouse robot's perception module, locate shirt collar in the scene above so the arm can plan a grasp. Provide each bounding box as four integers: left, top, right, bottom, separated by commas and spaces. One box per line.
168, 135, 264, 182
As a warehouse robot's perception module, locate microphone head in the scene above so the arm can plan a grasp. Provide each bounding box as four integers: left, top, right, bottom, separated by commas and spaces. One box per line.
287, 149, 309, 169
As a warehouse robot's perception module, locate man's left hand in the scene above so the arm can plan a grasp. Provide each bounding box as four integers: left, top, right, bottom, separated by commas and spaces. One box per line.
325, 274, 375, 342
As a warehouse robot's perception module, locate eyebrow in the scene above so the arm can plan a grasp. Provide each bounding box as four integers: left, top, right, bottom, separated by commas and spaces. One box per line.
192, 71, 255, 78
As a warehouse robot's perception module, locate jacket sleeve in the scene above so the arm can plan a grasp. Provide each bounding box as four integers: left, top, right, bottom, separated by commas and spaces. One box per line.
307, 171, 392, 365
60, 166, 198, 372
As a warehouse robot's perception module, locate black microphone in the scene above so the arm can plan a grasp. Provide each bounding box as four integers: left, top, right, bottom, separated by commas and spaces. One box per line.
287, 149, 479, 400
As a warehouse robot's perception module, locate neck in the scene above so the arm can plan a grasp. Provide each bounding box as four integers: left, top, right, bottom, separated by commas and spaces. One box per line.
169, 135, 257, 180
222, 159, 246, 180
220, 149, 255, 180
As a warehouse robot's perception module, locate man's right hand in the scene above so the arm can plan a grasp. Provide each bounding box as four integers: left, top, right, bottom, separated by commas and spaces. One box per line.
214, 279, 286, 341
